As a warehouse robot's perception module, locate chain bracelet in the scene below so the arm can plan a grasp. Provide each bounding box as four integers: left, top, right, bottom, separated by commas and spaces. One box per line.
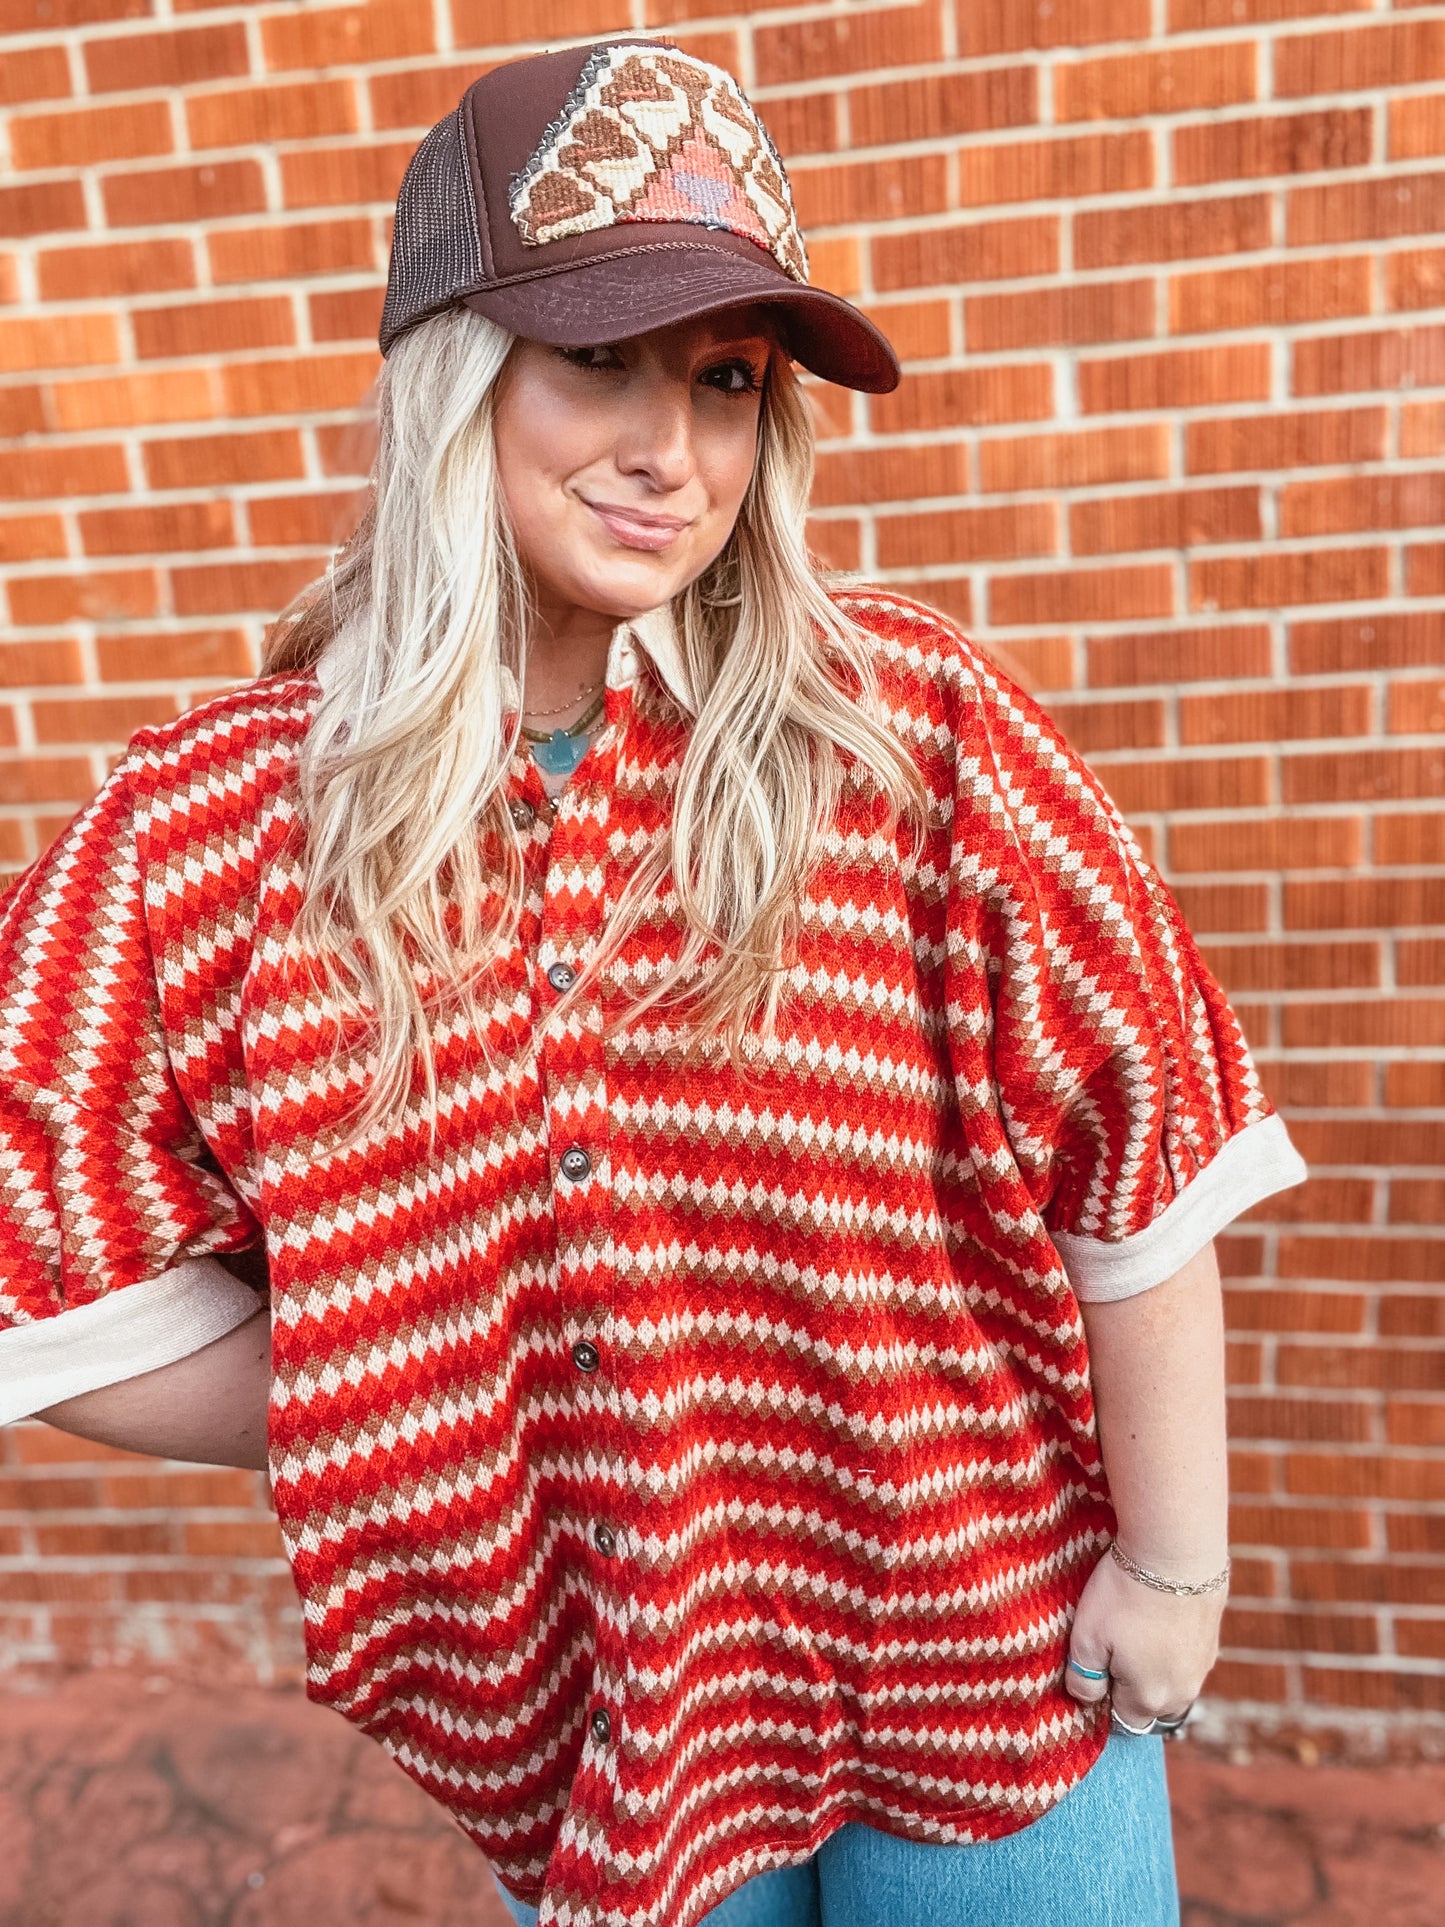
1109, 1541, 1231, 1598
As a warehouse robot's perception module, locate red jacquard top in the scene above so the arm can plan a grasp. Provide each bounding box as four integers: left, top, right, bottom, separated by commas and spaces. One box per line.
0, 591, 1304, 1926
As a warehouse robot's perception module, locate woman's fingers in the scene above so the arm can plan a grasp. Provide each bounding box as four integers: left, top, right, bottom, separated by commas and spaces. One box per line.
1063, 1645, 1111, 1704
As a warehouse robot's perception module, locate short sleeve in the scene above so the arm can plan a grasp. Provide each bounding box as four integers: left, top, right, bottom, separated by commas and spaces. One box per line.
0, 753, 263, 1424
955, 658, 1307, 1303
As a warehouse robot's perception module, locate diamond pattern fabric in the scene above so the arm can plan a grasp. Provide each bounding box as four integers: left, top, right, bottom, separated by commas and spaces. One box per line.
0, 593, 1291, 1927
509, 45, 808, 282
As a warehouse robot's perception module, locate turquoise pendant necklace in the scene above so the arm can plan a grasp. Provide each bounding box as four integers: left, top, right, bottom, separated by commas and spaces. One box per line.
520, 690, 606, 778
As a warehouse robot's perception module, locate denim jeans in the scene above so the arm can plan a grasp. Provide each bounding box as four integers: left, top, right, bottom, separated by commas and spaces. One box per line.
491, 1731, 1179, 1926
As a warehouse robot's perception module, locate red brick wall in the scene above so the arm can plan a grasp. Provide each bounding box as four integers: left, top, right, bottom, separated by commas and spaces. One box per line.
1, 0, 1442, 1749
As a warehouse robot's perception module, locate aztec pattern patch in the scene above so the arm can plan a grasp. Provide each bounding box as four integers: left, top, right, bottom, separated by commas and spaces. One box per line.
509, 43, 809, 281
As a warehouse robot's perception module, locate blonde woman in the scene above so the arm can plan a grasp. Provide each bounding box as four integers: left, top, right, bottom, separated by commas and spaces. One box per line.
0, 40, 1305, 1927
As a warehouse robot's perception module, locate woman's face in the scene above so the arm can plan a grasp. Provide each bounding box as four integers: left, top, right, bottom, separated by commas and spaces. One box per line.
492, 307, 776, 634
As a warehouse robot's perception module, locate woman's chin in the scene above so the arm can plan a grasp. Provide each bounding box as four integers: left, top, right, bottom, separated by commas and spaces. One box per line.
570, 555, 695, 620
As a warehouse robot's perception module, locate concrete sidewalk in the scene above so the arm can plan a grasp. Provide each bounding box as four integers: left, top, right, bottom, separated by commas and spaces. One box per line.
1, 1673, 1441, 1925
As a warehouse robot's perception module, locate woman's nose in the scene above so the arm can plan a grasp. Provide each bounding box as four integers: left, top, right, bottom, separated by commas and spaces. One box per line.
618, 380, 695, 490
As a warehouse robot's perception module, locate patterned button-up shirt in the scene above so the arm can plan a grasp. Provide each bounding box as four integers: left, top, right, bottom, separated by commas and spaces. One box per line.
0, 591, 1304, 1926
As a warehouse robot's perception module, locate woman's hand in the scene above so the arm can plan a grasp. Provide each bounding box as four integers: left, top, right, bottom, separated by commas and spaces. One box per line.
1063, 1546, 1226, 1728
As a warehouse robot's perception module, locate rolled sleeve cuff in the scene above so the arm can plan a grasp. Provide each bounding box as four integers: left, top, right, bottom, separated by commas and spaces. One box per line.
0, 1258, 264, 1426
1051, 1112, 1308, 1304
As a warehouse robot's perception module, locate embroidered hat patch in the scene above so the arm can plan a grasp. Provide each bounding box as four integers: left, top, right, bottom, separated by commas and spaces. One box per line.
508, 44, 809, 283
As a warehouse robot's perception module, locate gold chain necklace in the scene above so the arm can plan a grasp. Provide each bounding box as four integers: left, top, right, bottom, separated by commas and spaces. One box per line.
521, 675, 605, 721
518, 688, 606, 746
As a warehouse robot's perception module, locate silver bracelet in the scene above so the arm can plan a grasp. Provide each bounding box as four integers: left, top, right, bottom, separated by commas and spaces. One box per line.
1110, 1541, 1230, 1598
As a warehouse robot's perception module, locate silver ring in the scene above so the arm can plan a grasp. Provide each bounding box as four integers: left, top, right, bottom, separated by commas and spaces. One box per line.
1153, 1704, 1195, 1737
1109, 1711, 1158, 1737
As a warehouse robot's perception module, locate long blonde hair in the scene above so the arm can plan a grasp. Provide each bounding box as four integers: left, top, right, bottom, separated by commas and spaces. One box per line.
265, 307, 925, 1146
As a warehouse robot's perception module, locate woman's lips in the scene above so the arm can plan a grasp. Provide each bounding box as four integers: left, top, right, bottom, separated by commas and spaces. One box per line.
585, 500, 690, 552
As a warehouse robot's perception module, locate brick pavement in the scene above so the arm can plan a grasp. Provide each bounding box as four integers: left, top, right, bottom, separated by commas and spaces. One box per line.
1, 1672, 1442, 1925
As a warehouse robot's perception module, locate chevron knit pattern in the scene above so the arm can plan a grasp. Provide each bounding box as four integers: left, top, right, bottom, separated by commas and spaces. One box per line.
0, 594, 1271, 1926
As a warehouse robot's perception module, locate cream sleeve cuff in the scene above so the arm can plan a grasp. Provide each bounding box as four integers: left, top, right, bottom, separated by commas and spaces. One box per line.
1051, 1111, 1308, 1303
0, 1257, 264, 1426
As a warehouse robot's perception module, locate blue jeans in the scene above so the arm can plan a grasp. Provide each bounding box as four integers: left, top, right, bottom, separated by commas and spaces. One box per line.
491, 1732, 1178, 1926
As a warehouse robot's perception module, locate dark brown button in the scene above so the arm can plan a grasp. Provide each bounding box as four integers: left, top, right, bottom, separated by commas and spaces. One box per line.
560, 1146, 591, 1183
593, 1522, 617, 1557
572, 1339, 600, 1373
547, 961, 576, 992
508, 799, 535, 830
590, 1707, 611, 1745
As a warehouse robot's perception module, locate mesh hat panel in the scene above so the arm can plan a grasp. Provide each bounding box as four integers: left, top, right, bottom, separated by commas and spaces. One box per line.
378, 108, 485, 354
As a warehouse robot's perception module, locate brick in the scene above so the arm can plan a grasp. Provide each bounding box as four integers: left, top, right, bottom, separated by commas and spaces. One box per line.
876, 503, 1056, 568
886, 577, 974, 628
247, 490, 367, 550
1169, 815, 1363, 873
32, 1521, 173, 1557
144, 430, 306, 492
0, 311, 119, 374
791, 155, 949, 230
967, 279, 1155, 352
1395, 1619, 1445, 1660
1187, 407, 1386, 476
209, 218, 376, 285
1294, 1559, 1445, 1607
1055, 43, 1256, 121
1388, 249, 1445, 314
958, 131, 1153, 207
959, 0, 1151, 56
1170, 258, 1371, 335
1291, 172, 1445, 248
1378, 813, 1445, 868
870, 364, 1053, 434
0, 445, 130, 502
987, 562, 1173, 627
849, 67, 1036, 148
85, 23, 248, 93
1232, 1505, 1372, 1552
0, 757, 93, 805
1406, 543, 1445, 596
103, 161, 267, 229
1043, 697, 1166, 754
1090, 753, 1270, 814
1080, 345, 1270, 414
0, 640, 82, 687
1383, 1298, 1445, 1341
1391, 677, 1445, 736
100, 1466, 258, 1509
1388, 1516, 1445, 1556
1175, 109, 1372, 187
1181, 684, 1370, 746
1391, 94, 1445, 162
1258, 1061, 1374, 1112
1283, 1238, 1445, 1287
96, 630, 254, 683
857, 300, 951, 364
450, 0, 629, 45
1307, 1668, 1445, 1716
77, 501, 234, 559
222, 352, 378, 419
1283, 472, 1445, 540
755, 4, 943, 87
1228, 1393, 1373, 1445
979, 634, 1074, 692
31, 694, 178, 745
1287, 879, 1445, 936
279, 140, 415, 212
10, 99, 173, 171
1285, 745, 1445, 806
134, 297, 296, 362
50, 368, 216, 432
188, 79, 360, 151
1290, 612, 1444, 675
1224, 1608, 1378, 1656
814, 444, 972, 512
1074, 195, 1269, 270
1087, 623, 1272, 688
38, 238, 197, 303
1072, 485, 1260, 554
805, 518, 861, 571
1295, 324, 1445, 396
0, 512, 65, 566
367, 59, 495, 131
1279, 1346, 1445, 1393
182, 1519, 287, 1559
261, 0, 435, 72
1398, 937, 1445, 987
807, 238, 863, 298
750, 93, 839, 160
0, 179, 86, 240
1190, 548, 1389, 612
1173, 0, 1361, 23
1389, 1061, 1445, 1109
0, 387, 45, 436
873, 216, 1058, 292
171, 558, 327, 618
1275, 20, 1445, 99
0, 45, 71, 107
1206, 939, 1379, 991
982, 424, 1169, 493
8, 569, 161, 626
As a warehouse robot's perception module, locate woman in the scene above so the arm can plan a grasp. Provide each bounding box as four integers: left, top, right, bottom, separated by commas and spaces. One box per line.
0, 38, 1305, 1927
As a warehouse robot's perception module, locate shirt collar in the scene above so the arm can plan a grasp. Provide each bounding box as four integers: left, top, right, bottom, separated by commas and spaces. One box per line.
313, 599, 692, 711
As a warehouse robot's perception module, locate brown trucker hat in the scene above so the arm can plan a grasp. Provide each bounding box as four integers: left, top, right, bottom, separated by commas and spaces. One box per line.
377, 38, 901, 394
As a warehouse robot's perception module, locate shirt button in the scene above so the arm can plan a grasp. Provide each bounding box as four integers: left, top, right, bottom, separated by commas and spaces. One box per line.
509, 799, 536, 831
590, 1707, 612, 1745
547, 961, 577, 992
560, 1146, 591, 1182
593, 1522, 617, 1558
572, 1339, 600, 1373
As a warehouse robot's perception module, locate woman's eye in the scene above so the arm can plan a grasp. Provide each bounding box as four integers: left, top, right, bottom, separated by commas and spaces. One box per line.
560, 345, 624, 373
703, 359, 763, 395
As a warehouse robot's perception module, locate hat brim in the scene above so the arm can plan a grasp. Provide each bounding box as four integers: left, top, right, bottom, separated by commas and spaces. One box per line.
460, 244, 901, 395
